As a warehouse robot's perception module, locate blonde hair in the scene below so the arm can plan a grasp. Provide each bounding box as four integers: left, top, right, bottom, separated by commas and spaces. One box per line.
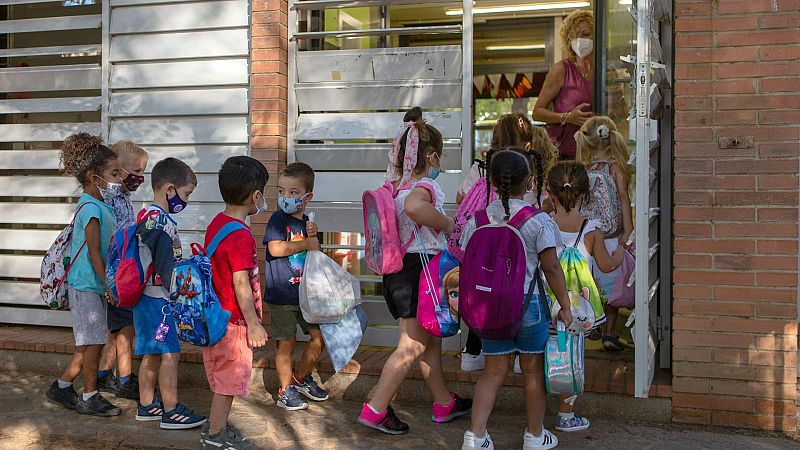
530, 126, 559, 179
575, 116, 630, 181
111, 140, 148, 162
560, 9, 594, 60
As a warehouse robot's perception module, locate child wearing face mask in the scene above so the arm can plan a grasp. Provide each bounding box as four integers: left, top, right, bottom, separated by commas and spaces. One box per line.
200, 156, 269, 449
46, 133, 124, 417
132, 157, 207, 430
97, 140, 149, 400
263, 162, 328, 411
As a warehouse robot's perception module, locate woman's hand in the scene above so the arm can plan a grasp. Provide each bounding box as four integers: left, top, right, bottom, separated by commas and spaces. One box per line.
567, 103, 593, 127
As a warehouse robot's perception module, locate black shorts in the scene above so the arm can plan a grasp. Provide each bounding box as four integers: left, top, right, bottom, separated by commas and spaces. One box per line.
107, 304, 133, 333
382, 253, 434, 320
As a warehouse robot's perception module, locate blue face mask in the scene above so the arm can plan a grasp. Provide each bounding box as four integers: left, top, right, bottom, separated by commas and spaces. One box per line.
427, 166, 441, 180
166, 190, 187, 214
278, 194, 307, 215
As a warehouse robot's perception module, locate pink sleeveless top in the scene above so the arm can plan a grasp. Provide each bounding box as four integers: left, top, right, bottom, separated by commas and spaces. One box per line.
547, 58, 592, 158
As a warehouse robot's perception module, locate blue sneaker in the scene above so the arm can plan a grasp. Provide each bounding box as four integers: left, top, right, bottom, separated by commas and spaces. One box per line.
293, 373, 329, 401
555, 413, 590, 432
135, 399, 164, 421
160, 403, 207, 430
277, 386, 309, 411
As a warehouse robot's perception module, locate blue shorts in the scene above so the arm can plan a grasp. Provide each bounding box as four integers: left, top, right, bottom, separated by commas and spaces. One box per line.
133, 294, 181, 355
481, 294, 550, 355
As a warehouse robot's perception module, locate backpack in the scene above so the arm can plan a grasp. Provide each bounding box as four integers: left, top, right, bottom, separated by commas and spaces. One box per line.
416, 249, 460, 338
581, 160, 623, 238
447, 162, 497, 262
362, 181, 435, 275
459, 206, 540, 340
40, 203, 92, 310
546, 220, 605, 333
106, 211, 159, 308
168, 222, 246, 347
544, 321, 585, 396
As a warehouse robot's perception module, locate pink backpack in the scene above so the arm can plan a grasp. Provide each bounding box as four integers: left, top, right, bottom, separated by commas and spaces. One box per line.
459, 206, 541, 340
447, 177, 497, 262
416, 250, 460, 337
362, 181, 435, 275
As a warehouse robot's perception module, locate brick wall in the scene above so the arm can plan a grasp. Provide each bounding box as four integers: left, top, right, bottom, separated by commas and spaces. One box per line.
672, 0, 799, 431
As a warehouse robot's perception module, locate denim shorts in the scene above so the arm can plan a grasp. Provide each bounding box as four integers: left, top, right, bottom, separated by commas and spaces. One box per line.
481, 294, 550, 355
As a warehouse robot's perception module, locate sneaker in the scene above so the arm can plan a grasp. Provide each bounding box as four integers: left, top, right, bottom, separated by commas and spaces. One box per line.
357, 403, 409, 435
161, 403, 207, 430
136, 399, 165, 421
293, 373, 329, 402
114, 375, 139, 400
523, 428, 558, 450
201, 422, 256, 450
46, 381, 79, 410
587, 328, 602, 341
276, 386, 309, 411
602, 335, 625, 352
555, 413, 590, 432
460, 352, 485, 372
96, 374, 118, 394
432, 393, 472, 423
514, 354, 522, 374
75, 393, 122, 417
462, 430, 494, 450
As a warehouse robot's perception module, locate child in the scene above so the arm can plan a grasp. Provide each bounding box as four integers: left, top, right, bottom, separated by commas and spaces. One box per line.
575, 117, 633, 352
133, 157, 206, 429
263, 162, 329, 411
460, 149, 574, 450
546, 161, 625, 433
359, 107, 471, 435
200, 156, 269, 449
45, 133, 124, 417
97, 140, 149, 399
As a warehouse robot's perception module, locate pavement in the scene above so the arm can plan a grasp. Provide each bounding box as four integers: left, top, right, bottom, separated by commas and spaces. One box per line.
1, 370, 798, 450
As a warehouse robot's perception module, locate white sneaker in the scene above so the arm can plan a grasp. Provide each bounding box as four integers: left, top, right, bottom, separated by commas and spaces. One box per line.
462, 430, 494, 450
523, 428, 558, 450
461, 352, 485, 372
514, 354, 522, 374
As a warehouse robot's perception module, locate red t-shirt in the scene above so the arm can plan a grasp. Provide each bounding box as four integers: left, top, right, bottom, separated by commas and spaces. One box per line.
205, 213, 263, 324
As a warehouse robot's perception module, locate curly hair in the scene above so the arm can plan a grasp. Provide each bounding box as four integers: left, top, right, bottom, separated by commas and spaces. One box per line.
530, 126, 559, 179
488, 149, 531, 221
560, 9, 594, 60
491, 113, 533, 150
547, 161, 591, 213
392, 106, 444, 177
60, 132, 116, 185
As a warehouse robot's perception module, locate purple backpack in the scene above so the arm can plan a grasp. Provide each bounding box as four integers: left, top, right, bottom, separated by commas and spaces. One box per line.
459, 206, 540, 340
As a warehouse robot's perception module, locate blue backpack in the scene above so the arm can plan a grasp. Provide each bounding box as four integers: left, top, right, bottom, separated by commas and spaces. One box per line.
106, 210, 159, 308
169, 221, 249, 347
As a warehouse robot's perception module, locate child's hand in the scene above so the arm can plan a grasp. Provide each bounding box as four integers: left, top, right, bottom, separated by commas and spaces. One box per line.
306, 221, 318, 238
247, 323, 268, 348
305, 236, 321, 251
611, 247, 625, 269
443, 216, 456, 237
558, 308, 574, 332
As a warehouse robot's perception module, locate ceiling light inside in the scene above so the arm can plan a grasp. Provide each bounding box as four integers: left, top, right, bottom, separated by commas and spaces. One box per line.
446, 2, 591, 16
486, 44, 546, 51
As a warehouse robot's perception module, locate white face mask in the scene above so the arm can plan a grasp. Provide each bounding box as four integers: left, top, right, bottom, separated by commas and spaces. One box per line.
571, 38, 593, 59
254, 191, 269, 216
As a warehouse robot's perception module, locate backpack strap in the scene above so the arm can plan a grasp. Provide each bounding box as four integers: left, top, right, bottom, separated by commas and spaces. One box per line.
507, 205, 541, 229
206, 221, 251, 257
573, 219, 589, 248
474, 209, 490, 227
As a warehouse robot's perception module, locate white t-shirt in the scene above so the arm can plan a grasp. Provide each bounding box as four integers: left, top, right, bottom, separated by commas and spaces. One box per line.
557, 219, 602, 273
395, 178, 446, 255
460, 198, 563, 294
458, 161, 548, 208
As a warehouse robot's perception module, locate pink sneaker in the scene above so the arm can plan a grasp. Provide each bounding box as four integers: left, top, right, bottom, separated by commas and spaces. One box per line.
357, 403, 409, 435
432, 393, 473, 423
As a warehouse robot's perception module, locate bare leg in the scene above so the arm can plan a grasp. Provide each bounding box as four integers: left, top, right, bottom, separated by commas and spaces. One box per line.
139, 354, 160, 406
559, 393, 575, 413
98, 332, 116, 373
59, 352, 84, 382
81, 344, 103, 393
275, 339, 296, 391
296, 329, 324, 379
115, 326, 135, 377
159, 352, 180, 411
520, 353, 546, 436
208, 393, 234, 436
604, 304, 619, 337
469, 354, 510, 437
417, 333, 452, 405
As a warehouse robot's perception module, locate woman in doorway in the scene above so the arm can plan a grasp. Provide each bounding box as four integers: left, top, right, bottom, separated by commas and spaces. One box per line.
533, 9, 594, 160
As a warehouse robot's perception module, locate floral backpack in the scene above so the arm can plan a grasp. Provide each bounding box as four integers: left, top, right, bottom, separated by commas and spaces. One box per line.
581, 160, 623, 238
39, 203, 92, 310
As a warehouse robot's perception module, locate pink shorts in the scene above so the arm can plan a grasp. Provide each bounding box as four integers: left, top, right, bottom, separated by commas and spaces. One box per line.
202, 323, 253, 397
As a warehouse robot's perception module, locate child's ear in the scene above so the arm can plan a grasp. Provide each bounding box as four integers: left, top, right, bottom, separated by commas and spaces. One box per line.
305, 192, 314, 203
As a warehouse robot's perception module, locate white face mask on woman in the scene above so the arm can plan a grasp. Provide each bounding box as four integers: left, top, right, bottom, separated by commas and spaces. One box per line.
571, 38, 593, 58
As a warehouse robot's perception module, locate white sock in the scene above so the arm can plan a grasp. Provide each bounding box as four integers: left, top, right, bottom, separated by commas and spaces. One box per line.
366, 403, 383, 415
57, 379, 72, 389
82, 390, 98, 401
559, 412, 575, 420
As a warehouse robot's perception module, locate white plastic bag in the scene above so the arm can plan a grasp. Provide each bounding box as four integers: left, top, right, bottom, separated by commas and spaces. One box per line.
299, 250, 361, 324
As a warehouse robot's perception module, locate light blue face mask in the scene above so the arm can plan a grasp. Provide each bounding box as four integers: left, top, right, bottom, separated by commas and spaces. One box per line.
278, 194, 307, 215
427, 166, 442, 180
254, 191, 269, 216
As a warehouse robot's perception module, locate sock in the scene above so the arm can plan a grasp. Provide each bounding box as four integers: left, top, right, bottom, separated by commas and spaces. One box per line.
559, 412, 575, 420
119, 375, 131, 384
82, 390, 98, 401
97, 370, 111, 380
435, 392, 455, 408
366, 403, 383, 415
57, 379, 72, 389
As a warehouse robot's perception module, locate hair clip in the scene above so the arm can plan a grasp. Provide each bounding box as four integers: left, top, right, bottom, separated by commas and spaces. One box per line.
597, 125, 610, 140
563, 182, 572, 188
518, 117, 525, 128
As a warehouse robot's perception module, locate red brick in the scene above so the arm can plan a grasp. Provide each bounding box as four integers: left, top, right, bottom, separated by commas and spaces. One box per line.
759, 143, 800, 158
672, 348, 713, 364
716, 191, 798, 206
715, 254, 797, 270
674, 175, 755, 190
674, 190, 713, 206
714, 110, 757, 125
717, 61, 800, 78
252, 87, 286, 100
675, 18, 711, 32
674, 270, 754, 286
713, 317, 796, 334
759, 110, 800, 124
674, 111, 712, 127
252, 0, 284, 12
674, 142, 755, 158
715, 286, 796, 303
675, 96, 712, 111
755, 366, 798, 383
719, 0, 800, 15
755, 400, 797, 417
673, 316, 712, 330
251, 135, 287, 150
759, 13, 800, 29
673, 238, 755, 254
757, 304, 798, 319
675, 33, 714, 49
715, 223, 796, 238
252, 60, 287, 75
251, 111, 287, 125
756, 271, 797, 288
710, 379, 796, 400
712, 411, 796, 431
760, 45, 800, 61
674, 159, 713, 174
716, 94, 800, 110
757, 207, 798, 221
673, 300, 755, 317
760, 77, 800, 93
674, 253, 713, 268
675, 2, 712, 16
673, 393, 755, 413
673, 223, 713, 238
716, 126, 799, 141
757, 239, 799, 255
673, 285, 714, 300
672, 407, 711, 425
713, 349, 796, 366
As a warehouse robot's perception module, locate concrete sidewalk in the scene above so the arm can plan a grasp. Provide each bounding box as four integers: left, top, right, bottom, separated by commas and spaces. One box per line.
0, 370, 798, 450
